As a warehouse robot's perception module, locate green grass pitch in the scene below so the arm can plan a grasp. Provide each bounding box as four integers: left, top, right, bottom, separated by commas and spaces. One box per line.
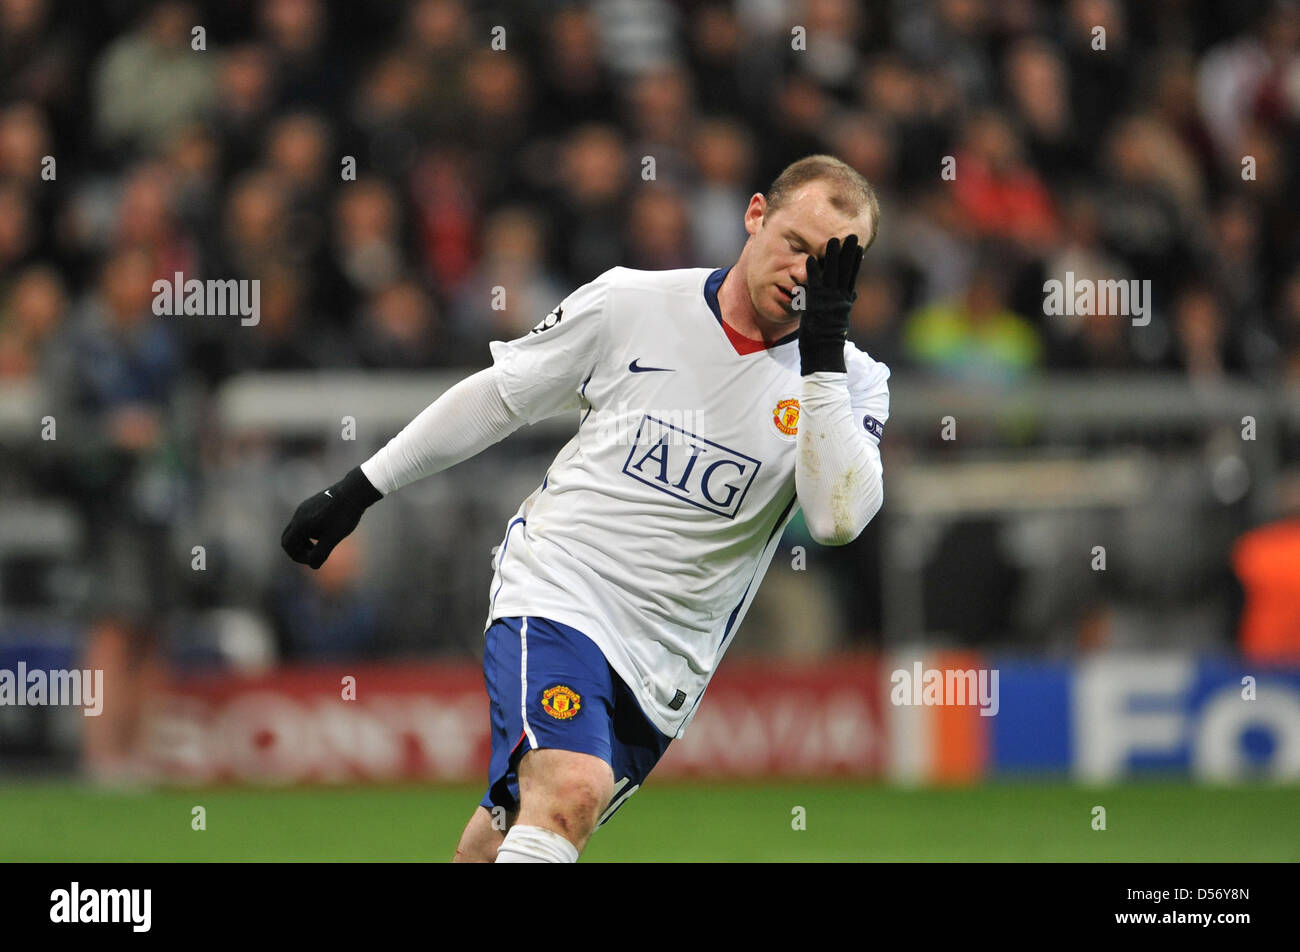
2, 780, 1297, 862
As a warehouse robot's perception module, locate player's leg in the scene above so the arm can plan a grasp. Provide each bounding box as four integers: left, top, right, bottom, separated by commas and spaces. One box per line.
464, 616, 530, 863
509, 747, 613, 855
497, 655, 673, 860
451, 803, 516, 863
475, 615, 621, 862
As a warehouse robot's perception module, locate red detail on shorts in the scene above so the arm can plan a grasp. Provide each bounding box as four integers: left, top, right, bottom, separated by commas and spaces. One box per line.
510, 728, 528, 755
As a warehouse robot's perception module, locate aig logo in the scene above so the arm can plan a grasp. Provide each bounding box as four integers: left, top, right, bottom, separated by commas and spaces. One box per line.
622, 416, 761, 518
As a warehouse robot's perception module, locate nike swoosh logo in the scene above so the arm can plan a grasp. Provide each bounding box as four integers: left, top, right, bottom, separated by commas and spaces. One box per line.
324, 490, 333, 498
629, 359, 675, 373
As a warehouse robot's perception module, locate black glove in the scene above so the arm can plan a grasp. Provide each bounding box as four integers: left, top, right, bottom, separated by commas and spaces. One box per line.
797, 233, 863, 375
280, 466, 383, 569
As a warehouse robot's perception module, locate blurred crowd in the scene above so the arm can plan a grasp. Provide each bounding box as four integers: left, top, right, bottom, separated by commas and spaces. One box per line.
2, 0, 1300, 681
4, 0, 1300, 396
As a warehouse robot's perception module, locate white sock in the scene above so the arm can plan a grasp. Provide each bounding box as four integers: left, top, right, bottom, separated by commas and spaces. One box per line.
494, 824, 580, 863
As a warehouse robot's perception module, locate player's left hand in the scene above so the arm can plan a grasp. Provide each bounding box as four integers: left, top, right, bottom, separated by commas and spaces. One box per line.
280, 466, 382, 569
797, 233, 863, 375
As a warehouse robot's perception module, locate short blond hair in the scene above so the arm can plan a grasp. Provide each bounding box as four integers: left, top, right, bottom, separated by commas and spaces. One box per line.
765, 154, 880, 249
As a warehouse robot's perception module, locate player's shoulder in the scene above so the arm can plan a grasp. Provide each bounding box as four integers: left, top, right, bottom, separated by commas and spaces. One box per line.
591, 266, 715, 296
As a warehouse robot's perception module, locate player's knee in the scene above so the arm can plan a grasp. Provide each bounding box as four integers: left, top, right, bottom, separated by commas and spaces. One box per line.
546, 774, 608, 838
520, 751, 613, 843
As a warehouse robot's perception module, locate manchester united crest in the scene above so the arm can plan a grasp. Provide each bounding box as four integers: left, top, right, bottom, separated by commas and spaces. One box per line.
541, 684, 581, 719
772, 397, 800, 440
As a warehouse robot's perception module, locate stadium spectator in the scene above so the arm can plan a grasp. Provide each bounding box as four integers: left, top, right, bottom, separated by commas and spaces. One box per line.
1196, 0, 1300, 161
49, 247, 184, 784
1002, 38, 1081, 182
546, 123, 630, 284
903, 258, 1042, 384
1095, 115, 1200, 314
0, 184, 37, 275
684, 3, 748, 119
950, 110, 1059, 251
1170, 283, 1233, 380
354, 277, 446, 370
461, 49, 538, 209
1273, 265, 1300, 383
625, 64, 698, 187
329, 177, 407, 319
624, 187, 695, 272
1040, 190, 1139, 371
849, 264, 905, 372
0, 264, 67, 382
410, 149, 478, 292
0, 102, 53, 188
93, 1, 217, 156
218, 264, 338, 373
211, 43, 278, 176
686, 118, 754, 266
1232, 469, 1300, 663
449, 205, 566, 357
0, 0, 81, 137
258, 0, 340, 112
269, 536, 382, 660
61, 247, 180, 415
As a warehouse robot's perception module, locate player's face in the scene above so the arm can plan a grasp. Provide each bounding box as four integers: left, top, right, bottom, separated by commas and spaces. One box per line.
741, 182, 872, 327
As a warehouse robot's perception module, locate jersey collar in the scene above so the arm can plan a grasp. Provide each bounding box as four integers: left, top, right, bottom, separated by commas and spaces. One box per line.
705, 267, 800, 356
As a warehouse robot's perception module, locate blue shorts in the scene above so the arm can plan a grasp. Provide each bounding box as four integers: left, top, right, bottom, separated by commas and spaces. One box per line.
479, 616, 672, 827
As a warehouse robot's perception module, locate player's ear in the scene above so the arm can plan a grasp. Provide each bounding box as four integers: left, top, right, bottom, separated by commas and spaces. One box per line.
743, 193, 766, 236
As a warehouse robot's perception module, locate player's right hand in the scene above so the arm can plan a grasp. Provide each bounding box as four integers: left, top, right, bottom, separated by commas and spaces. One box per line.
797, 233, 864, 376
280, 466, 383, 569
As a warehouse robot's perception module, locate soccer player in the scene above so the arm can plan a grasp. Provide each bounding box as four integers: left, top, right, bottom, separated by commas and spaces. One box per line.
281, 154, 890, 862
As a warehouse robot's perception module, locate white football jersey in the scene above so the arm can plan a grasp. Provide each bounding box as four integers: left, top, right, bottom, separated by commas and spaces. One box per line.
486, 266, 890, 737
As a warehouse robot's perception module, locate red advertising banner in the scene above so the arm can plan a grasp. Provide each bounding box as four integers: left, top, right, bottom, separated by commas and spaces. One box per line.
660, 657, 886, 777
145, 657, 887, 784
